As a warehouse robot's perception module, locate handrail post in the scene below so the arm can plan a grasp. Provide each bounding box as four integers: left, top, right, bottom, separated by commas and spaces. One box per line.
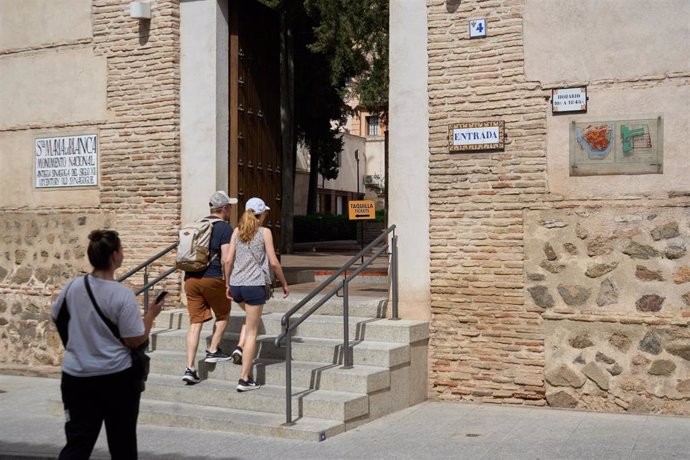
391, 232, 399, 320
284, 324, 294, 426
342, 280, 352, 369
143, 267, 149, 313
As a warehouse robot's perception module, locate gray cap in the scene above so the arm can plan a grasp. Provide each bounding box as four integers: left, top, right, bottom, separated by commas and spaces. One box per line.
209, 191, 238, 209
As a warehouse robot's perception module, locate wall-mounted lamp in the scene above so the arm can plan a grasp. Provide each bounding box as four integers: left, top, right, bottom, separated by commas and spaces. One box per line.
130, 1, 151, 20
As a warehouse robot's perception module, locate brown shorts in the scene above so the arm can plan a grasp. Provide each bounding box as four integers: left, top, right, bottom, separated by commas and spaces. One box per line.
184, 277, 231, 324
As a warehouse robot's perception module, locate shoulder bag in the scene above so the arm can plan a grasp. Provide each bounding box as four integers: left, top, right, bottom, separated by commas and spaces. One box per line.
84, 275, 150, 391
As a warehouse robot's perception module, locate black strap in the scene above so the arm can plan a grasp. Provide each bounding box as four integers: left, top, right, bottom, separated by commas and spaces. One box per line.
83, 275, 121, 341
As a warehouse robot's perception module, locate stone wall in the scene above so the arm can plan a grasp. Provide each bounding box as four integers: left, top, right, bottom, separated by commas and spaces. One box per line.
0, 1, 181, 366
0, 213, 111, 366
426, 0, 689, 413
526, 207, 690, 414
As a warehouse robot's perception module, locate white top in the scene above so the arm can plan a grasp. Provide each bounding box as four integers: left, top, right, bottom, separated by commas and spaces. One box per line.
51, 275, 144, 377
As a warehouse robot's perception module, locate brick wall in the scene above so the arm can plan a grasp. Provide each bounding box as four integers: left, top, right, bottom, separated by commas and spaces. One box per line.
426, 0, 690, 412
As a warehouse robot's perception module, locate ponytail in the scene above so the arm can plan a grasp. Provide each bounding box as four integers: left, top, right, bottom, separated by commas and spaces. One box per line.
238, 210, 260, 243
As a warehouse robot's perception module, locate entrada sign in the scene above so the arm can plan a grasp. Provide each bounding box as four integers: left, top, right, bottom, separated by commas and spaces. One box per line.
448, 121, 505, 152
348, 200, 375, 220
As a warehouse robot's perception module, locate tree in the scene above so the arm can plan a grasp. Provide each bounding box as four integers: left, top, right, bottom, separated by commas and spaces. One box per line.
304, 0, 389, 115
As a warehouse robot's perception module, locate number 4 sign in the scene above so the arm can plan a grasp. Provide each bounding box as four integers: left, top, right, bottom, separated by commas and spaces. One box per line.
469, 19, 487, 38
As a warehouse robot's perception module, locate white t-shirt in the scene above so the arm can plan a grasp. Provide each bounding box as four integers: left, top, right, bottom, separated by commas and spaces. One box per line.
51, 275, 144, 377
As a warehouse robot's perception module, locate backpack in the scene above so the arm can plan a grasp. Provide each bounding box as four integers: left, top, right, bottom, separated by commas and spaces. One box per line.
175, 217, 223, 272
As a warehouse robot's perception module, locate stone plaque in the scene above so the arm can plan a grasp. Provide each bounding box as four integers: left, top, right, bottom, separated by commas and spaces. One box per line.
569, 115, 662, 176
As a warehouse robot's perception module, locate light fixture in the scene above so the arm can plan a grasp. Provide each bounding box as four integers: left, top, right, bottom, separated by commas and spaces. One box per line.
129, 2, 151, 20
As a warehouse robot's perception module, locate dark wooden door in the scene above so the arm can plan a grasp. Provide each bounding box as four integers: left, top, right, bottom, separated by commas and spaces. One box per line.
229, 0, 281, 248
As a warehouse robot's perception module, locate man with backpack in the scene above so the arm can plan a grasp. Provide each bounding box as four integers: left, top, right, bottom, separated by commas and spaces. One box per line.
179, 191, 237, 384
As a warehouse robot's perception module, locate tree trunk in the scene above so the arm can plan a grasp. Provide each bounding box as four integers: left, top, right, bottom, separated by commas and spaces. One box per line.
307, 148, 319, 215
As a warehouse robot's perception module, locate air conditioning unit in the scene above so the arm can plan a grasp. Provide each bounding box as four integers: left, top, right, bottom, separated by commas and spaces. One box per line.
363, 175, 376, 185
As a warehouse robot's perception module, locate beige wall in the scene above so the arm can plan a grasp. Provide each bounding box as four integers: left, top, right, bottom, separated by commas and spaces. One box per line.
0, 0, 92, 51
524, 0, 690, 84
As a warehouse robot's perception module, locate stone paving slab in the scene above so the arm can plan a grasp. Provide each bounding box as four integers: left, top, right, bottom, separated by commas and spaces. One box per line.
2, 374, 690, 459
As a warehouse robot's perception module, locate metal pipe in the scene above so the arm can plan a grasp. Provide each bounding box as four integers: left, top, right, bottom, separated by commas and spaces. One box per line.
117, 242, 178, 283
143, 268, 149, 314
284, 330, 293, 425
391, 233, 399, 320
342, 280, 351, 369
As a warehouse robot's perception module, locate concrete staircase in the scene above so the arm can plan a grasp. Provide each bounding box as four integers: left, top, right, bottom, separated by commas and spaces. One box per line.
139, 292, 429, 441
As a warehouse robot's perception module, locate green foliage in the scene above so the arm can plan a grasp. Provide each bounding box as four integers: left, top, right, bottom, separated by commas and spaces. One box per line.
294, 214, 356, 242
304, 0, 389, 114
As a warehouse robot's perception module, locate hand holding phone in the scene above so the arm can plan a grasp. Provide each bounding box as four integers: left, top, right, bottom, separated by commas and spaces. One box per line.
155, 291, 169, 304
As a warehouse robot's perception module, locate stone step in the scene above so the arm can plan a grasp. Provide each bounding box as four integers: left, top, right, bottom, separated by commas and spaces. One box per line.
155, 310, 428, 344
149, 350, 390, 394
143, 374, 369, 422
138, 399, 343, 442
151, 329, 410, 368
47, 390, 343, 442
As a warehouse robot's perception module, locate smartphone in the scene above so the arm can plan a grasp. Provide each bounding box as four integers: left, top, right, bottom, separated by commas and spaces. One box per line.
155, 291, 169, 303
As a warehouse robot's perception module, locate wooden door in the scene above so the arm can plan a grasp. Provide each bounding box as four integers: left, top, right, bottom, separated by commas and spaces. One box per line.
229, 0, 282, 248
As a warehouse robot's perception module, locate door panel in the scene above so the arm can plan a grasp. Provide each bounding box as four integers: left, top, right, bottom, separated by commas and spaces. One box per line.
229, 0, 281, 248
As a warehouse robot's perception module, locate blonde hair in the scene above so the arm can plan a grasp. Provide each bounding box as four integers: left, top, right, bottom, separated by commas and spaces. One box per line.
238, 210, 260, 243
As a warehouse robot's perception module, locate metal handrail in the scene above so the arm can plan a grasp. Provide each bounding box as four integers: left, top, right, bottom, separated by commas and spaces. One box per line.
275, 225, 398, 425
117, 242, 178, 309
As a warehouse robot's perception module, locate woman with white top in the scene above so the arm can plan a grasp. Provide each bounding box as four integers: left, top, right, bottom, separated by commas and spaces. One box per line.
51, 229, 164, 459
225, 197, 289, 391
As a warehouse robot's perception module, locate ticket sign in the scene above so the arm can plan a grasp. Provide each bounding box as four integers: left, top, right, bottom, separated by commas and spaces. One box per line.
348, 200, 375, 220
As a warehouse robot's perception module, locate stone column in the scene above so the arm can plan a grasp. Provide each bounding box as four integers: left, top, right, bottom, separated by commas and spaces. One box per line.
180, 0, 230, 223
388, 1, 430, 320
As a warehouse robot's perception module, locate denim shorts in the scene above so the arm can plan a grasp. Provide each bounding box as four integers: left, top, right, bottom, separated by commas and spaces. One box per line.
229, 285, 266, 306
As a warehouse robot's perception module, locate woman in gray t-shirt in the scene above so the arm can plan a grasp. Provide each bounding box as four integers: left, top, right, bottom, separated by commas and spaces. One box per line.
51, 229, 164, 459
225, 197, 289, 392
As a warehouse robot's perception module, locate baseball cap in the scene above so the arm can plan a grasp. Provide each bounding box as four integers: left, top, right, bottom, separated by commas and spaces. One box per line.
245, 197, 270, 215
209, 191, 238, 209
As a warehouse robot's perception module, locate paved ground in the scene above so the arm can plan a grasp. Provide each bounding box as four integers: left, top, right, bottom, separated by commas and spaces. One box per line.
1, 373, 689, 460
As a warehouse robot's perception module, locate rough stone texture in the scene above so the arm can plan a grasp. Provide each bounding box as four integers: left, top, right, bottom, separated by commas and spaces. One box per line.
557, 285, 591, 306
575, 223, 588, 240
527, 273, 545, 281
648, 360, 676, 376
635, 265, 664, 281
583, 362, 610, 390
540, 261, 566, 274
682, 292, 690, 306
650, 222, 680, 241
665, 245, 687, 260
635, 295, 665, 312
638, 332, 662, 355
545, 364, 586, 388
543, 243, 557, 261
631, 354, 651, 374
595, 352, 615, 365
527, 286, 554, 308
677, 380, 690, 393
569, 335, 594, 349
563, 242, 579, 255
587, 237, 613, 257
628, 397, 658, 414
673, 267, 690, 284
609, 332, 631, 352
546, 390, 578, 408
607, 364, 623, 376
596, 278, 619, 307
585, 262, 618, 278
622, 240, 660, 259
666, 344, 690, 361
